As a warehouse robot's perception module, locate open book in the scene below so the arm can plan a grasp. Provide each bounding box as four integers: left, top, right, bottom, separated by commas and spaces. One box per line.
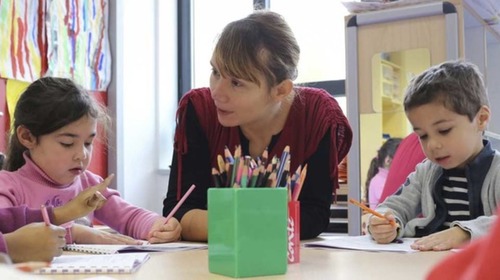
305, 235, 419, 253
34, 253, 150, 274
64, 242, 207, 254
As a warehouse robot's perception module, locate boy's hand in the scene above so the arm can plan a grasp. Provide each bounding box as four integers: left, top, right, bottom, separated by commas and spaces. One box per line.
410, 227, 471, 251
53, 174, 114, 225
368, 210, 399, 244
147, 217, 182, 244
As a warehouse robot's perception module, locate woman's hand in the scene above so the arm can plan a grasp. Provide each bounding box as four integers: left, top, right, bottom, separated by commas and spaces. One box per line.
53, 174, 114, 225
4, 223, 66, 263
411, 227, 471, 251
147, 217, 182, 244
71, 223, 141, 245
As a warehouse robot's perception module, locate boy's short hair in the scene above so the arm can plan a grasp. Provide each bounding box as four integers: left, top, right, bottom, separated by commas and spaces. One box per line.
403, 60, 489, 121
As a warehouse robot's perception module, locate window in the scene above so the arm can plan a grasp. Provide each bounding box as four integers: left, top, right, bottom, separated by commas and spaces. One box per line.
191, 0, 349, 112
192, 1, 253, 88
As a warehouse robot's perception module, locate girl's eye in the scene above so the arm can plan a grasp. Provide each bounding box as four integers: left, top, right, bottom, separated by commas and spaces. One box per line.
418, 134, 427, 140
211, 68, 220, 77
61, 143, 73, 148
84, 142, 93, 147
439, 128, 452, 135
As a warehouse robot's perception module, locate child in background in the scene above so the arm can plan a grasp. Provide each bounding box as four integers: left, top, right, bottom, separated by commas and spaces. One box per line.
0, 77, 181, 245
1, 180, 109, 263
365, 137, 401, 208
368, 60, 500, 251
379, 132, 426, 204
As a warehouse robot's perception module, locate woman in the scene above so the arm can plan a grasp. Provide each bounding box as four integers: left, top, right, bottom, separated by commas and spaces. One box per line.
163, 10, 352, 241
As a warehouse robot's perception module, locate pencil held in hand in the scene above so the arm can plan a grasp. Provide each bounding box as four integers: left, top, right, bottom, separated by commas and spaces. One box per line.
41, 205, 51, 226
164, 184, 196, 224
348, 198, 396, 226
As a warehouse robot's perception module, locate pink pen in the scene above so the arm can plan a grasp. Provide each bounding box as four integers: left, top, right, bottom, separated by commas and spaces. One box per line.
164, 184, 196, 224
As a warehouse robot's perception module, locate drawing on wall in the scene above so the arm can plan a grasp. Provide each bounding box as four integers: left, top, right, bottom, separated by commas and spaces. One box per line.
45, 0, 111, 91
0, 1, 46, 82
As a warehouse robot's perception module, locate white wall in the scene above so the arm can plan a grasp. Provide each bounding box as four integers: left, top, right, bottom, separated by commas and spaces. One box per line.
107, 0, 177, 214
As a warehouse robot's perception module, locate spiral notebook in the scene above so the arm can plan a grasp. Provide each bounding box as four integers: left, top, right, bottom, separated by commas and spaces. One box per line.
34, 253, 150, 274
64, 242, 207, 254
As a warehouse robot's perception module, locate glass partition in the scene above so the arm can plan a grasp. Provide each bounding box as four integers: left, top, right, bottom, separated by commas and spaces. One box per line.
359, 48, 430, 202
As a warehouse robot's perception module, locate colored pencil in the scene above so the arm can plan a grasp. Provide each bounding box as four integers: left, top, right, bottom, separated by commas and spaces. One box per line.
212, 168, 223, 187
249, 167, 259, 188
164, 184, 196, 224
292, 164, 307, 201
41, 205, 50, 226
224, 146, 234, 164
348, 198, 396, 226
217, 155, 227, 185
275, 146, 290, 187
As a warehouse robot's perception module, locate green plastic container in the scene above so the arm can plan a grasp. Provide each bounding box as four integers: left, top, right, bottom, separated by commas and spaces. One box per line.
208, 188, 288, 278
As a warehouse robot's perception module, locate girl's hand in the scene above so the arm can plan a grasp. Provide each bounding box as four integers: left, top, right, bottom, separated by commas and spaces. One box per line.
147, 217, 182, 244
53, 174, 114, 224
410, 227, 471, 251
368, 210, 399, 244
71, 223, 141, 245
4, 223, 66, 263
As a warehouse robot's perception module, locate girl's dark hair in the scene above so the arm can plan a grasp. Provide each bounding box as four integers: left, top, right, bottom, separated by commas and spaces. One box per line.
212, 10, 300, 88
365, 137, 402, 193
5, 77, 109, 171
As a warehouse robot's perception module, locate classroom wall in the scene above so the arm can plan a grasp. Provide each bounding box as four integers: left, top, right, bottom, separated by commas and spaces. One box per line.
107, 0, 177, 215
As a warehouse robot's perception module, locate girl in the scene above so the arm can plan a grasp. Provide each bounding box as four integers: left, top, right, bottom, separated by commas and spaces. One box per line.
365, 137, 402, 208
0, 77, 181, 244
2, 180, 109, 263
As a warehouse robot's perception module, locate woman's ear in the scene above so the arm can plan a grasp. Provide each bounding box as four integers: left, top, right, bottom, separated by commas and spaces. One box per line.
272, 79, 293, 101
16, 126, 37, 149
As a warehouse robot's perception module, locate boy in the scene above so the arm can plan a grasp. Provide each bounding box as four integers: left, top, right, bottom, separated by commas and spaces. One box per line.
368, 60, 500, 251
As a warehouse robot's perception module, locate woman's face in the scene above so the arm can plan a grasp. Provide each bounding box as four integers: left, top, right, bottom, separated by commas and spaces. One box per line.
209, 58, 279, 128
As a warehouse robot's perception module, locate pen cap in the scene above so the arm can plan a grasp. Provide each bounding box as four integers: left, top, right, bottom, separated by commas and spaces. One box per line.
208, 188, 288, 278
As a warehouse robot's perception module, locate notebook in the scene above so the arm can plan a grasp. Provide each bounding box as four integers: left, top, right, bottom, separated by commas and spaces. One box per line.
305, 235, 419, 253
64, 242, 208, 254
34, 253, 150, 274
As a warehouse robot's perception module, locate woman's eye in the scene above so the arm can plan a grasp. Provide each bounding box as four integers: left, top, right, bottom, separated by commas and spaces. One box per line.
231, 79, 242, 87
211, 68, 220, 77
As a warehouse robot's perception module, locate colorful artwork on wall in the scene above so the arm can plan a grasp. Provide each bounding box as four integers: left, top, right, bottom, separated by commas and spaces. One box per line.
0, 0, 111, 91
0, 1, 46, 82
45, 0, 111, 91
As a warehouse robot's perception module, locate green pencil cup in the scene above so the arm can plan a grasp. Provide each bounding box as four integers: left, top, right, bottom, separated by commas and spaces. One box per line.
208, 188, 288, 278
